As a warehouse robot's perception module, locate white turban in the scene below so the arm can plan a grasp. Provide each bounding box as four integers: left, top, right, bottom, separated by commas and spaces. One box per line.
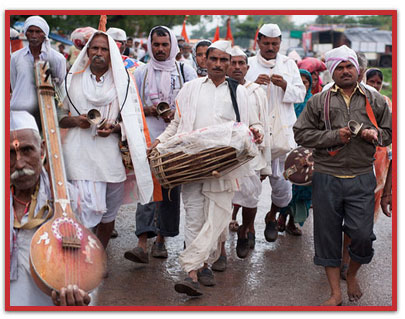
325, 45, 360, 76
259, 24, 281, 38
208, 40, 232, 55
230, 46, 247, 58
23, 15, 49, 37
106, 27, 127, 41
10, 111, 39, 132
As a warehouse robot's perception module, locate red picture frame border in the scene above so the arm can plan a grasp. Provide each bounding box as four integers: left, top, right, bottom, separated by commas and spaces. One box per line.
4, 9, 397, 312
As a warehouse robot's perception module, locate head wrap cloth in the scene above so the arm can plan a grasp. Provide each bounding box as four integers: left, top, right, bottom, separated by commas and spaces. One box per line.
66, 31, 154, 204
71, 27, 97, 49
146, 26, 179, 105
23, 16, 49, 37
23, 15, 53, 54
325, 45, 360, 77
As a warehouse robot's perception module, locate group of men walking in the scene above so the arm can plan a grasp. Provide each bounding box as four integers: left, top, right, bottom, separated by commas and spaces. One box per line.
9, 15, 392, 307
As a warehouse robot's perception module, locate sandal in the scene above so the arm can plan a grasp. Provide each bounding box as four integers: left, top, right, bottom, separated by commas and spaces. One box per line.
229, 220, 239, 232
277, 214, 286, 232
286, 223, 302, 236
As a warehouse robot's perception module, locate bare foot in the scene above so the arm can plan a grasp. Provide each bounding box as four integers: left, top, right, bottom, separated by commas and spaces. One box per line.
340, 263, 349, 280
320, 295, 342, 306
346, 274, 363, 302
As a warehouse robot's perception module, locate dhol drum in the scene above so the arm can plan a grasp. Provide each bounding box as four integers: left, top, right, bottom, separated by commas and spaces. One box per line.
149, 122, 258, 190
283, 146, 314, 185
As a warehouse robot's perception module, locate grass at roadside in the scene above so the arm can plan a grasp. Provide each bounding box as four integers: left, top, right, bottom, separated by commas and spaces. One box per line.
380, 68, 392, 99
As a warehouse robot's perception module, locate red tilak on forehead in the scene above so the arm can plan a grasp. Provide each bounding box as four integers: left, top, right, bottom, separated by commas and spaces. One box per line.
12, 131, 20, 151
12, 131, 21, 161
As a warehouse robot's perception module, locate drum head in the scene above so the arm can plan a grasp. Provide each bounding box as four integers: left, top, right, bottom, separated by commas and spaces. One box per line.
283, 147, 314, 185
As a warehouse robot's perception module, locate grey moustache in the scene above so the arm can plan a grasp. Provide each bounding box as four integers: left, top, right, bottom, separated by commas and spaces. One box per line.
11, 168, 36, 182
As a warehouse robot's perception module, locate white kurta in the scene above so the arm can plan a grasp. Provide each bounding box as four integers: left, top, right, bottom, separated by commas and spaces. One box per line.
158, 77, 251, 272
10, 44, 66, 116
246, 53, 306, 128
134, 62, 197, 142
232, 81, 271, 208
62, 68, 126, 183
246, 52, 306, 179
62, 31, 153, 205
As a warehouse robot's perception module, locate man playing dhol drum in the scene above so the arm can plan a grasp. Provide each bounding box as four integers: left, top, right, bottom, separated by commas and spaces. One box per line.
152, 40, 263, 296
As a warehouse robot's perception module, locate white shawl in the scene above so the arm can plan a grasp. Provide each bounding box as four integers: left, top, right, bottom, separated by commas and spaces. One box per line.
64, 31, 153, 204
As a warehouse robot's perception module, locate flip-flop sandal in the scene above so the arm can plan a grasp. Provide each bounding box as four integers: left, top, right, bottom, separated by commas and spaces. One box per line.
229, 220, 239, 232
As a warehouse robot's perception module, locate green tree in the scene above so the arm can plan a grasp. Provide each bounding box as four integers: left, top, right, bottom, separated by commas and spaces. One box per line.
315, 15, 392, 30
190, 15, 296, 48
10, 14, 204, 38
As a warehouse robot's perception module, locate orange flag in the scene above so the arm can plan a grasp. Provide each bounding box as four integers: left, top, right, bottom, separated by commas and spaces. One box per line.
181, 15, 190, 43
225, 18, 234, 45
252, 26, 261, 51
98, 15, 107, 32
213, 25, 220, 42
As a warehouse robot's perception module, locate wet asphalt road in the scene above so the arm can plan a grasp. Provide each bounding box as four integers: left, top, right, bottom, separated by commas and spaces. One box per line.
90, 180, 393, 308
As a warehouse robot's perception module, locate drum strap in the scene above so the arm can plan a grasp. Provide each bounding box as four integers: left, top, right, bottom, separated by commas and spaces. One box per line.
225, 77, 240, 122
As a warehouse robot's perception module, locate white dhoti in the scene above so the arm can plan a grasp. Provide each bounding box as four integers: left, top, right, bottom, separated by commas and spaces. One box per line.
269, 157, 292, 208
72, 180, 124, 228
232, 171, 262, 208
180, 180, 235, 273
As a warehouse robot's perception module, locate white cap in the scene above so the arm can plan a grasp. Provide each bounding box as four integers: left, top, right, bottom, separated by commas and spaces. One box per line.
230, 46, 247, 58
259, 24, 281, 38
10, 111, 39, 132
106, 27, 127, 41
208, 40, 232, 55
325, 45, 360, 76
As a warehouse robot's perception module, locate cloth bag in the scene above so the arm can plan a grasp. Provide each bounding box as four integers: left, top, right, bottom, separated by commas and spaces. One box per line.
268, 103, 295, 159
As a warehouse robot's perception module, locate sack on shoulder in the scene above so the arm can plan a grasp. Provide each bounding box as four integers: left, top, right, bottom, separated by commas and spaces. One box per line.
269, 105, 296, 159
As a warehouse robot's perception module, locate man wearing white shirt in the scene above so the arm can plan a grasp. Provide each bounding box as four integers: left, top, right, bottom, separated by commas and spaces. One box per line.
10, 16, 66, 129
154, 40, 263, 296
245, 23, 306, 243
59, 32, 152, 250
124, 26, 197, 264
10, 111, 90, 306
227, 46, 271, 261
